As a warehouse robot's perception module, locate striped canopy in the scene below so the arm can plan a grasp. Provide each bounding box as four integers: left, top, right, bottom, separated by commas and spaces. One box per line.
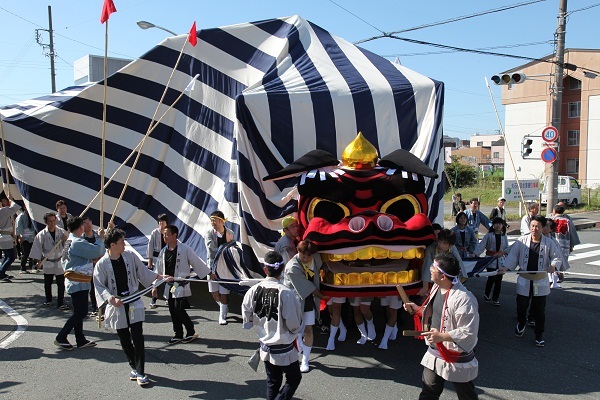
0, 15, 444, 264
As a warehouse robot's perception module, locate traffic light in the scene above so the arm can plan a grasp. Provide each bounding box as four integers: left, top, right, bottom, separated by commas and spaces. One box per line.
521, 137, 533, 158
491, 72, 527, 85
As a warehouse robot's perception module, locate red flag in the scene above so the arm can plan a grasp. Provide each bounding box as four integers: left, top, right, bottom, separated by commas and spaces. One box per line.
100, 0, 117, 24
188, 21, 197, 46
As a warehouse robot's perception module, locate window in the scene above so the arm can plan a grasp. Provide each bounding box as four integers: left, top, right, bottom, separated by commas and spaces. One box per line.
569, 78, 582, 90
461, 156, 467, 161
493, 151, 500, 159
476, 141, 483, 146
570, 177, 580, 189
566, 158, 579, 174
568, 102, 581, 118
567, 130, 580, 146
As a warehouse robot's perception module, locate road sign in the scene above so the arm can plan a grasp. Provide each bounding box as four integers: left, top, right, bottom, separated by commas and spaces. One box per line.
542, 126, 559, 142
541, 147, 558, 163
502, 179, 539, 201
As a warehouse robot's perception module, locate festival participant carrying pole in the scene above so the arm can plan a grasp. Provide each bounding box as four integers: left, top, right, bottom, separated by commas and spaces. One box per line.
110, 22, 198, 223
99, 0, 117, 230
485, 77, 528, 212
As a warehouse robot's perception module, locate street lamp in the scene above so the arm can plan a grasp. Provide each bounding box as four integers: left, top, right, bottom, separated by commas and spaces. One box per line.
136, 20, 177, 36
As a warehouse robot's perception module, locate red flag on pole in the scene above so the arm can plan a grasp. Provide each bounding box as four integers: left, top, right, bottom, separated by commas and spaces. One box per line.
100, 0, 117, 24
188, 21, 197, 46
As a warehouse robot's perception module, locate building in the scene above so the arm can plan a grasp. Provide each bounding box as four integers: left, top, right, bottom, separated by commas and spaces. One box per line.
470, 133, 503, 148
74, 55, 132, 85
452, 146, 491, 169
499, 49, 600, 187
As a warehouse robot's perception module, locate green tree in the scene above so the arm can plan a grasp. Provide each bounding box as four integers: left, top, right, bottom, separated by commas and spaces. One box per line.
444, 157, 478, 191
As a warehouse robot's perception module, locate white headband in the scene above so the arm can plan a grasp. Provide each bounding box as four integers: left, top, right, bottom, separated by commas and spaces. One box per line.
264, 260, 285, 270
433, 260, 459, 284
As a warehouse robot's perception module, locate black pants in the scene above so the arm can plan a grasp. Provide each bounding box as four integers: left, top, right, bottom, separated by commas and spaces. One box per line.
484, 268, 503, 301
44, 273, 65, 306
420, 366, 478, 400
168, 293, 194, 338
117, 305, 145, 375
20, 241, 33, 271
517, 291, 546, 339
264, 359, 302, 400
57, 290, 89, 346
89, 280, 97, 311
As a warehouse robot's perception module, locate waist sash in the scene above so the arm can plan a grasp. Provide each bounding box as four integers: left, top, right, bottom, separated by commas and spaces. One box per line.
428, 346, 475, 363
259, 341, 295, 354
64, 271, 92, 283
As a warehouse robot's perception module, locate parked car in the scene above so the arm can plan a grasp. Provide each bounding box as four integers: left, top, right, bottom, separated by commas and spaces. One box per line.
540, 175, 581, 206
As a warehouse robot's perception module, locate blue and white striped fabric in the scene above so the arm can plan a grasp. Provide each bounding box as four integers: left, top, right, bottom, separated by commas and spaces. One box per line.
0, 16, 444, 264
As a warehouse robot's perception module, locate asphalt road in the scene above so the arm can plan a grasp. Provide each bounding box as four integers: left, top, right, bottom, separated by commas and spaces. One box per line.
1, 230, 600, 399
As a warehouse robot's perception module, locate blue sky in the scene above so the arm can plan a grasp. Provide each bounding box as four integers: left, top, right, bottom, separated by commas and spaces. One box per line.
1, 0, 598, 139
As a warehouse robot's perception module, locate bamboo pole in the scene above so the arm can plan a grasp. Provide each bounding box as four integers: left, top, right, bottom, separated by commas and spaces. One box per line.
110, 36, 190, 223
484, 77, 528, 212
100, 19, 110, 229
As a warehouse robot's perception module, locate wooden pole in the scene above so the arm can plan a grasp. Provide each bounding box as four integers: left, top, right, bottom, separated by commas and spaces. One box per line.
485, 77, 528, 211
100, 20, 110, 229
110, 37, 190, 223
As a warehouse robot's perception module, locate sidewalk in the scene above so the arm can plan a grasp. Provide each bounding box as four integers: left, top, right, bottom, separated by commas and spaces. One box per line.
443, 210, 600, 235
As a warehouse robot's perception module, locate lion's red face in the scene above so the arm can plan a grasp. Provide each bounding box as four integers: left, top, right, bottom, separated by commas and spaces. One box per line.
298, 167, 435, 257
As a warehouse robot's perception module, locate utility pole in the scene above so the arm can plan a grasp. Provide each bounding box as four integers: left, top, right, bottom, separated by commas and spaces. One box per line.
547, 0, 567, 209
35, 5, 56, 93
48, 6, 56, 93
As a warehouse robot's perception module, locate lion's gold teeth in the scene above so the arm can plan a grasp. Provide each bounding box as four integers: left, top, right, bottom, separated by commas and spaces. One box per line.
321, 247, 424, 262
326, 269, 419, 286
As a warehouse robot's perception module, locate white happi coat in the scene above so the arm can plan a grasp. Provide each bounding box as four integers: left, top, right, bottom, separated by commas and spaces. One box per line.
420, 282, 479, 383
242, 277, 302, 366
283, 253, 322, 319
146, 227, 163, 267
93, 251, 158, 330
29, 227, 67, 275
0, 201, 20, 250
503, 234, 562, 297
154, 240, 210, 298
473, 232, 510, 269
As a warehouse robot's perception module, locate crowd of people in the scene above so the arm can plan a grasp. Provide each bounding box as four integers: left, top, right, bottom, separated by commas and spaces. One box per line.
0, 193, 582, 399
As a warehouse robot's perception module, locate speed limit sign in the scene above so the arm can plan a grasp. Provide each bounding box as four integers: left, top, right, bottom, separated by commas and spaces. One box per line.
542, 126, 559, 142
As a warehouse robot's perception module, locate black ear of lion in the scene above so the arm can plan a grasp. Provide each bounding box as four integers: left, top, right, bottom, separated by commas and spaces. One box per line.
263, 150, 339, 181
379, 149, 438, 178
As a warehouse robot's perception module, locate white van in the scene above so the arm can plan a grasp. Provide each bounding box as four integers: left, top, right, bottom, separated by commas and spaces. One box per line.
540, 175, 582, 206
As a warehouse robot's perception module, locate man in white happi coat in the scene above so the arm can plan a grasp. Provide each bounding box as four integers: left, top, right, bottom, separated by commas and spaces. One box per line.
94, 228, 172, 386
0, 192, 20, 282
147, 213, 169, 308
242, 250, 303, 400
283, 240, 326, 373
54, 199, 73, 231
155, 224, 210, 344
275, 215, 300, 265
500, 215, 562, 347
404, 253, 480, 400
204, 210, 235, 325
29, 212, 68, 308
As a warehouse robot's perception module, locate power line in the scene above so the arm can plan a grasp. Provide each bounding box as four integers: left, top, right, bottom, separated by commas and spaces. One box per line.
388, 0, 546, 35
381, 40, 553, 58
325, 0, 385, 34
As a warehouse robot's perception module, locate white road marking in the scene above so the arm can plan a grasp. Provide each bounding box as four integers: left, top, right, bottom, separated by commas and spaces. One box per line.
0, 299, 28, 349
573, 243, 600, 251
568, 249, 600, 261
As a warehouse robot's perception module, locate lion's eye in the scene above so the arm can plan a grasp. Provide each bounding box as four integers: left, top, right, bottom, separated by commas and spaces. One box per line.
380, 195, 421, 222
307, 198, 350, 224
